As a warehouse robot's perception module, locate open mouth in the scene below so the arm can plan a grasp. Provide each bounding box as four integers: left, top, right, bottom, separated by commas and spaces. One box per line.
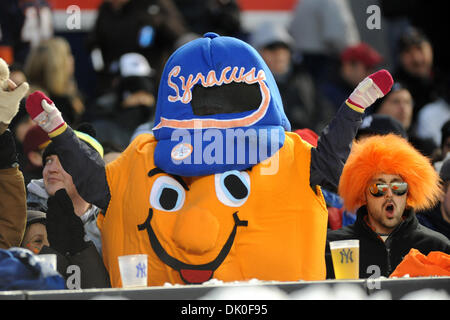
138, 208, 248, 284
385, 203, 395, 217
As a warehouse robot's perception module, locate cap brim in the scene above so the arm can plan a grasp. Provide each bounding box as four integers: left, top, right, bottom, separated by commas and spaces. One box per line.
154, 125, 285, 176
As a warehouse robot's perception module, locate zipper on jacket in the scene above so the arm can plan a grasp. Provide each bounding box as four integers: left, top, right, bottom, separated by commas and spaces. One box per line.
385, 246, 392, 275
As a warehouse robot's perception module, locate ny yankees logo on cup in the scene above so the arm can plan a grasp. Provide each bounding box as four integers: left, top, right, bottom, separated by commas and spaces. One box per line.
340, 248, 354, 264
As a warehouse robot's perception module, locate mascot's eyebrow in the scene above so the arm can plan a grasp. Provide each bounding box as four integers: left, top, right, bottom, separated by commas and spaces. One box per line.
148, 167, 189, 191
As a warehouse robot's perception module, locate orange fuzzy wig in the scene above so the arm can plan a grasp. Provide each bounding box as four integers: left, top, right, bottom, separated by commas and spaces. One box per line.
338, 134, 442, 212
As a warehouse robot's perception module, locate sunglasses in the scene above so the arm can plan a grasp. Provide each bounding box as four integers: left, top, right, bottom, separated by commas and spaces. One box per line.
368, 182, 408, 197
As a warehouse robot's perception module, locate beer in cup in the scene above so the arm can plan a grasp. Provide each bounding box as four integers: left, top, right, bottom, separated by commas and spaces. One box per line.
329, 239, 359, 279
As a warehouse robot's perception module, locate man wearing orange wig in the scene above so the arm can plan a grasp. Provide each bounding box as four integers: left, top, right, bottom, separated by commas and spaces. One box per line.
326, 134, 450, 279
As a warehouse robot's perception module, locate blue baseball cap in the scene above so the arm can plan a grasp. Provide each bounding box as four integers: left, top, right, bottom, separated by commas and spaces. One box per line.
152, 32, 291, 176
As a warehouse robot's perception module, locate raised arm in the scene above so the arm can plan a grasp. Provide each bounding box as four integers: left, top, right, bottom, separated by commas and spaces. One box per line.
310, 70, 394, 192
25, 91, 111, 211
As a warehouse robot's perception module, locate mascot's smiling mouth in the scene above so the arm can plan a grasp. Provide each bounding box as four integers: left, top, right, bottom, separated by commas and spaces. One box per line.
138, 208, 248, 284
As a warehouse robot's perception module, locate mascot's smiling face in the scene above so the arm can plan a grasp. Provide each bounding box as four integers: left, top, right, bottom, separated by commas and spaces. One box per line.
138, 167, 251, 284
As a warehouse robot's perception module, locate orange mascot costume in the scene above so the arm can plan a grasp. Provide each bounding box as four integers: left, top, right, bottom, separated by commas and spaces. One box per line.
25, 33, 393, 287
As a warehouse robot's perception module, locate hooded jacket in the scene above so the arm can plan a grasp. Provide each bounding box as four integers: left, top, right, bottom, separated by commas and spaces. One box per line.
325, 206, 450, 279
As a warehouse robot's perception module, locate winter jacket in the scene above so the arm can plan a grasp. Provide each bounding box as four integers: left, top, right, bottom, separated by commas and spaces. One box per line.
325, 206, 450, 279
0, 129, 26, 249
416, 205, 450, 240
26, 179, 103, 255
40, 242, 110, 289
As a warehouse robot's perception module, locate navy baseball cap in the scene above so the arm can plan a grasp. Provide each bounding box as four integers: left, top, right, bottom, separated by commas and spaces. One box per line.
152, 32, 291, 176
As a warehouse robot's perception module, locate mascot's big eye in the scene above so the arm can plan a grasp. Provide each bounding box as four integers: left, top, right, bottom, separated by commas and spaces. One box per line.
150, 176, 185, 212
215, 170, 250, 207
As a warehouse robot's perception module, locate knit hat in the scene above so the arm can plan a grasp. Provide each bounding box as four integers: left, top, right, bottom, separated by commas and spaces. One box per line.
294, 128, 318, 147
26, 209, 46, 227
152, 32, 290, 176
338, 134, 442, 212
23, 125, 51, 157
341, 43, 383, 69
357, 114, 407, 139
42, 123, 104, 164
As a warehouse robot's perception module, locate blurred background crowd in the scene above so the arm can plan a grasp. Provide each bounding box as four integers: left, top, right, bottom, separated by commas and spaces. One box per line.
0, 0, 449, 195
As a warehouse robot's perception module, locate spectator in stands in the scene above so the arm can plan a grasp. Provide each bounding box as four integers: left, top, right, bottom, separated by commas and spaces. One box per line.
380, 0, 450, 83
26, 124, 104, 255
326, 134, 450, 278
288, 0, 360, 85
415, 76, 450, 148
369, 82, 413, 132
24, 123, 110, 288
393, 27, 441, 123
87, 0, 187, 95
20, 209, 48, 254
91, 52, 156, 149
320, 43, 383, 112
24, 37, 85, 126
250, 22, 334, 133
416, 158, 450, 239
369, 82, 438, 158
325, 114, 408, 231
0, 58, 29, 249
20, 204, 110, 288
21, 125, 50, 185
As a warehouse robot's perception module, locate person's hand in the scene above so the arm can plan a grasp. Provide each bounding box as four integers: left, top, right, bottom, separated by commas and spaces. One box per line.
0, 58, 29, 125
25, 91, 66, 133
46, 189, 89, 255
347, 69, 393, 112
